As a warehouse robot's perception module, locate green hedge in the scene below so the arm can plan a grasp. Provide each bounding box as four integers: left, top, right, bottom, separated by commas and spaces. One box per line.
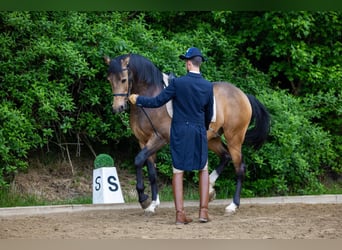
0, 11, 340, 196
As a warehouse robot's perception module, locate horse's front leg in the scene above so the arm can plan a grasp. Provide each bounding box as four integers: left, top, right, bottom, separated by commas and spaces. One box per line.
144, 157, 160, 214
134, 137, 166, 213
134, 147, 151, 210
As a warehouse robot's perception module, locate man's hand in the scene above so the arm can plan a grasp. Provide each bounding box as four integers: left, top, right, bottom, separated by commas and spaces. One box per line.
129, 94, 139, 105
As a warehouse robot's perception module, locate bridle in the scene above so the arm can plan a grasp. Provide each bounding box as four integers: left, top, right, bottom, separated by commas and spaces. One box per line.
111, 64, 162, 139
112, 66, 132, 98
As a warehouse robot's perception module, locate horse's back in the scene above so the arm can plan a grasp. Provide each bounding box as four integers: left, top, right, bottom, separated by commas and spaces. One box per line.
212, 82, 252, 134
213, 81, 247, 99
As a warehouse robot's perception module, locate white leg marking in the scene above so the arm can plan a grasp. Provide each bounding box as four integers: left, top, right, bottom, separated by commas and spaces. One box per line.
209, 183, 215, 195
209, 170, 219, 184
225, 202, 238, 213
155, 194, 160, 206
144, 195, 160, 214
209, 170, 218, 201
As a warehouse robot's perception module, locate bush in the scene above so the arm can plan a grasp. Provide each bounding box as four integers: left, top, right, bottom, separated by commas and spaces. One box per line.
0, 102, 41, 186
243, 90, 336, 195
0, 11, 340, 196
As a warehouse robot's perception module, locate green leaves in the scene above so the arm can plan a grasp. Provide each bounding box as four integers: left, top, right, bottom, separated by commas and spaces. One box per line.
244, 90, 337, 195
0, 102, 41, 185
0, 11, 340, 194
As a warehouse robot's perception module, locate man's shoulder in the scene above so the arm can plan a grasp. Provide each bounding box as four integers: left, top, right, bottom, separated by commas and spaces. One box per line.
173, 75, 188, 83
174, 73, 212, 85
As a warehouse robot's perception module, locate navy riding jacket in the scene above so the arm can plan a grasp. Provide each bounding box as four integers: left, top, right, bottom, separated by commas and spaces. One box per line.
136, 72, 214, 171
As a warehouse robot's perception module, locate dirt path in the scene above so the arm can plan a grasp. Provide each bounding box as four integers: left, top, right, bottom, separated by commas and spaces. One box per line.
1, 203, 341, 239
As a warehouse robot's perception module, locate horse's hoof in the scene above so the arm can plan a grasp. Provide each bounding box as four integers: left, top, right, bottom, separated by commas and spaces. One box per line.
225, 202, 238, 214
140, 197, 151, 209
144, 199, 159, 214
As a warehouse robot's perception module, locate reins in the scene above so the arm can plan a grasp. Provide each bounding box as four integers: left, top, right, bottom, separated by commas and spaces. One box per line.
139, 106, 162, 140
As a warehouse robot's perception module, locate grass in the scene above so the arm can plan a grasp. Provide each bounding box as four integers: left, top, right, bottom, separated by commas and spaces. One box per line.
0, 183, 205, 208
1, 178, 342, 208
0, 187, 93, 208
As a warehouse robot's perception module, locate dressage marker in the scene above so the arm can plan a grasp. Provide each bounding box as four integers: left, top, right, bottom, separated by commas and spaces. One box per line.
92, 154, 124, 204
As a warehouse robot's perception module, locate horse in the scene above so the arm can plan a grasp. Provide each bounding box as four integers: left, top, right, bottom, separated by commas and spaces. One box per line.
104, 53, 270, 214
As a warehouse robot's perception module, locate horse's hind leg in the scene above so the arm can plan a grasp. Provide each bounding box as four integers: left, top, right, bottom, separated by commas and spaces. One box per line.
226, 137, 246, 214
208, 138, 231, 201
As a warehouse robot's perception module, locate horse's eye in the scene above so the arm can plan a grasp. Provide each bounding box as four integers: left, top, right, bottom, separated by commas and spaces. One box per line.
121, 79, 127, 84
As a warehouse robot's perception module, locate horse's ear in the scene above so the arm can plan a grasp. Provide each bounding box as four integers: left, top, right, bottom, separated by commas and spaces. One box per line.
104, 56, 111, 65
121, 56, 130, 68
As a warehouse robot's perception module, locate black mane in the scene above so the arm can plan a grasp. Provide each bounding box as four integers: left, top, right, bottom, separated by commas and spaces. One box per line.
109, 54, 164, 88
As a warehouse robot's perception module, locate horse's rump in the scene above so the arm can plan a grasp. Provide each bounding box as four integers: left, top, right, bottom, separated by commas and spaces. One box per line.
211, 82, 252, 133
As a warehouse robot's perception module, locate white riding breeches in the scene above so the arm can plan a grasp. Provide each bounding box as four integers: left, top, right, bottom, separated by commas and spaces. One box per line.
173, 161, 208, 173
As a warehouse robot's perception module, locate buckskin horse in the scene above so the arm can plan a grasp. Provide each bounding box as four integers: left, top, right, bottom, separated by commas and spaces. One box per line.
104, 53, 270, 214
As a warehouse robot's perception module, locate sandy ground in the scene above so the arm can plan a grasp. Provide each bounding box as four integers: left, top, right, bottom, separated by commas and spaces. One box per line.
1, 203, 341, 239
4, 162, 342, 239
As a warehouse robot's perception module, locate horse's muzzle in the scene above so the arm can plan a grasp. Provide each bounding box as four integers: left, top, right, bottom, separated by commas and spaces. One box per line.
112, 104, 127, 113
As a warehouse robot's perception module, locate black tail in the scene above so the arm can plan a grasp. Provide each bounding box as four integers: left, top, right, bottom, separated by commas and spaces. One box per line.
244, 94, 270, 149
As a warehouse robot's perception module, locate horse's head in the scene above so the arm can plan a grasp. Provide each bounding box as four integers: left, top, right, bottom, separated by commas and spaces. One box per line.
105, 53, 166, 113
104, 55, 131, 113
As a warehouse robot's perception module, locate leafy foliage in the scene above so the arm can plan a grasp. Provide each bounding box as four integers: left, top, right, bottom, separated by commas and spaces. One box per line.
0, 11, 340, 197
0, 102, 41, 186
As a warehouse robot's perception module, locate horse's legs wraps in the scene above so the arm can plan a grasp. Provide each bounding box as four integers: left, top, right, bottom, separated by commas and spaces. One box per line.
146, 159, 158, 201
135, 148, 150, 208
135, 163, 149, 207
232, 161, 246, 207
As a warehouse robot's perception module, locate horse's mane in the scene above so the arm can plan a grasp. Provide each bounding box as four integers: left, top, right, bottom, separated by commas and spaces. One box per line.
109, 54, 164, 88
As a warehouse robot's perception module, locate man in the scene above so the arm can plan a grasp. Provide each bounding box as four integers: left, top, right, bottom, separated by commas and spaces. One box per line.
129, 47, 213, 224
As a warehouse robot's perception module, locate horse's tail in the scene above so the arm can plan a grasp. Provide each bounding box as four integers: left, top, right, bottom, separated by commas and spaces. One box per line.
244, 94, 271, 150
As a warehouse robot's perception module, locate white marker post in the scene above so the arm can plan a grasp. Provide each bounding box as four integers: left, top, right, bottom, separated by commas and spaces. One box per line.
92, 154, 124, 204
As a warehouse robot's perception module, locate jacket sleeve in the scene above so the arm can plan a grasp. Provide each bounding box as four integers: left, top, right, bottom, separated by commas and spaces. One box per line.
136, 79, 176, 108
204, 85, 214, 130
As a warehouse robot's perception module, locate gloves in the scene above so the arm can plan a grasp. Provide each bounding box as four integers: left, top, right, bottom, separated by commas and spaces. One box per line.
129, 94, 139, 105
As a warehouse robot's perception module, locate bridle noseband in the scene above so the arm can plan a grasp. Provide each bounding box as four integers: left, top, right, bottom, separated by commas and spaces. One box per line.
112, 67, 132, 98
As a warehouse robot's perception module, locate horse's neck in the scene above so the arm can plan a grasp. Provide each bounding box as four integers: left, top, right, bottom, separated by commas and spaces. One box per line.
132, 83, 163, 96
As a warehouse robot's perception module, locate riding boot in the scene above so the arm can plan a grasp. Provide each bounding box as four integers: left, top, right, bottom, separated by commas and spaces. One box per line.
199, 169, 210, 222
172, 172, 193, 225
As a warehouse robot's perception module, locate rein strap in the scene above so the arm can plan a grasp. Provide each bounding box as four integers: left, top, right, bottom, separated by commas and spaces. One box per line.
113, 93, 128, 97
140, 106, 162, 140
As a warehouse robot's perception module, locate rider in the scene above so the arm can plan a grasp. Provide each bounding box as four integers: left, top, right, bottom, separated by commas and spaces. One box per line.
129, 47, 213, 224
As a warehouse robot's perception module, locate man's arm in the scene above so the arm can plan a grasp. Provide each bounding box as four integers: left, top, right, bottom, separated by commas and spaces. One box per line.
129, 79, 176, 108
204, 86, 214, 130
